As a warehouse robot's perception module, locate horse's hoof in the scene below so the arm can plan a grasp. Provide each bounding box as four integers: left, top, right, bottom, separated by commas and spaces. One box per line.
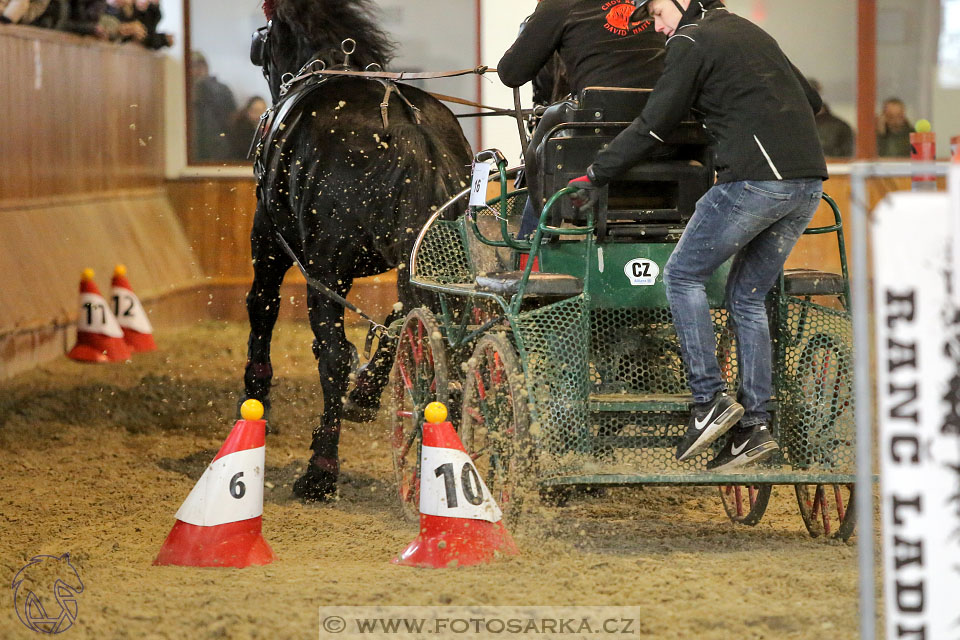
236, 396, 275, 434
341, 400, 380, 423
292, 468, 337, 502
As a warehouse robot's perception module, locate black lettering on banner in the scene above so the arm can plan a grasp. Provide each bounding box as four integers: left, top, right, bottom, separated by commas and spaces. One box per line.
895, 624, 927, 639
890, 436, 921, 464
887, 339, 918, 373
435, 462, 486, 509
891, 495, 922, 526
895, 580, 924, 614
893, 536, 924, 570
886, 290, 916, 328
230, 471, 246, 499
888, 383, 920, 423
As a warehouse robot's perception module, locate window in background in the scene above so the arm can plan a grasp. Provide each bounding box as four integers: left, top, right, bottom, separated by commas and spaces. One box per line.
185, 0, 479, 166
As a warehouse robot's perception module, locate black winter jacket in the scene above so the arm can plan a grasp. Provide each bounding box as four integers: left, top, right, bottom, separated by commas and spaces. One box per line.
499, 0, 666, 95
589, 0, 827, 185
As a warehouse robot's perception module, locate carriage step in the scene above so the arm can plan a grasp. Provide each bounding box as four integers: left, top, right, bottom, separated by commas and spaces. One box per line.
588, 393, 693, 412
588, 393, 778, 413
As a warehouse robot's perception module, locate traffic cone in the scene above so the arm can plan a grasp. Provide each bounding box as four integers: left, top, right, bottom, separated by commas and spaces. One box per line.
110, 264, 156, 353
154, 400, 274, 568
67, 269, 132, 363
393, 402, 518, 568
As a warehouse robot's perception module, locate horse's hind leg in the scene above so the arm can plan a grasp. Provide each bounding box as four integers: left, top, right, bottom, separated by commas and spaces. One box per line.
241, 205, 293, 417
344, 262, 425, 421
293, 284, 354, 501
342, 309, 402, 422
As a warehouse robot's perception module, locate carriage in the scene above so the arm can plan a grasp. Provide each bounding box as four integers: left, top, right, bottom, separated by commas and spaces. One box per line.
387, 87, 857, 540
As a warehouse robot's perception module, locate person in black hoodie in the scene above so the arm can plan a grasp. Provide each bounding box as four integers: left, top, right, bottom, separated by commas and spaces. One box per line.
569, 0, 827, 471
499, 0, 667, 238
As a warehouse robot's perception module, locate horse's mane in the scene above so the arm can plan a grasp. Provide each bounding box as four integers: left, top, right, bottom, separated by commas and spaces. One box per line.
272, 0, 396, 68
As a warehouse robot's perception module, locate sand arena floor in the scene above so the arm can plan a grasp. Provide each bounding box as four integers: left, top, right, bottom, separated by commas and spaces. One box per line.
0, 322, 875, 639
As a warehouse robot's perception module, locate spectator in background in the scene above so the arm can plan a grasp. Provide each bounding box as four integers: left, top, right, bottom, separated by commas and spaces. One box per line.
0, 0, 51, 25
808, 78, 854, 158
101, 0, 146, 43
876, 97, 913, 158
62, 0, 108, 38
190, 51, 237, 162
132, 0, 172, 49
228, 96, 267, 160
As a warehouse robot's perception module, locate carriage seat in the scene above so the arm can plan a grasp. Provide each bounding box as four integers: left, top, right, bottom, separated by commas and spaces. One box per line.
783, 269, 846, 296
537, 87, 714, 238
475, 271, 583, 298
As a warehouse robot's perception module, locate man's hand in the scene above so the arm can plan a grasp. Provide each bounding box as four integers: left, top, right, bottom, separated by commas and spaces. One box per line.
567, 174, 600, 213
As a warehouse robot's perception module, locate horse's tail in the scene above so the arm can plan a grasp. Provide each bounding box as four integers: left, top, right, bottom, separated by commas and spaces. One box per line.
386, 120, 471, 218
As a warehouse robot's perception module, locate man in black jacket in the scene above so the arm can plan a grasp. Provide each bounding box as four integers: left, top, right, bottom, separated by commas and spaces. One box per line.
570, 0, 827, 471
498, 0, 666, 238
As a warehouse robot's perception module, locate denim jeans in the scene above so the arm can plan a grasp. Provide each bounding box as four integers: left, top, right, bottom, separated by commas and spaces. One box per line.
664, 179, 823, 426
518, 197, 539, 240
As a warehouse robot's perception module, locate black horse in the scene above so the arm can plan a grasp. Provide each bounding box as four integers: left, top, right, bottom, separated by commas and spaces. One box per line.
245, 0, 472, 500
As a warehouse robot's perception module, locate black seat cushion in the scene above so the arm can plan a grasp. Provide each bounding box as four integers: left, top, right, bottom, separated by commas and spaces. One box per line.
475, 271, 583, 297
784, 269, 846, 296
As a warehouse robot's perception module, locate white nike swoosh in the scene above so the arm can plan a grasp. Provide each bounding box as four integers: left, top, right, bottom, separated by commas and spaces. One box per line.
694, 405, 718, 431
730, 439, 750, 455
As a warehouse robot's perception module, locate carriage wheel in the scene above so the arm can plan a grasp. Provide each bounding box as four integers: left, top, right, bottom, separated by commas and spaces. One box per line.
719, 484, 772, 526
795, 483, 856, 541
389, 308, 449, 523
459, 333, 532, 523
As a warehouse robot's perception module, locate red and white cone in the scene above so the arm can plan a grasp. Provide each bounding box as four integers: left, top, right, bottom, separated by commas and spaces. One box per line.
67, 269, 132, 363
154, 400, 274, 568
110, 264, 156, 353
393, 402, 518, 568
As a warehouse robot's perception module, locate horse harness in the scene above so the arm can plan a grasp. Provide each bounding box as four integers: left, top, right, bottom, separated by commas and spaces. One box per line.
249, 28, 491, 186
248, 28, 491, 341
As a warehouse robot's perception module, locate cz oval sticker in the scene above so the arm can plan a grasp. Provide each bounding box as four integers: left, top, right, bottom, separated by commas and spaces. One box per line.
624, 258, 660, 286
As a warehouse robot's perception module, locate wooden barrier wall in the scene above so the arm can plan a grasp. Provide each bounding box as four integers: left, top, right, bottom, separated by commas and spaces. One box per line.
0, 27, 203, 379
165, 178, 398, 326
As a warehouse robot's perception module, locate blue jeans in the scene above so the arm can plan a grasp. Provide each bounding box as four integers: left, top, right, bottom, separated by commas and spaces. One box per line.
518, 197, 539, 240
664, 179, 823, 426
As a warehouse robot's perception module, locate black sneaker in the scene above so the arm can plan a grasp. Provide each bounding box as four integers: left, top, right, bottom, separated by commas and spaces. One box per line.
676, 391, 744, 462
706, 423, 779, 471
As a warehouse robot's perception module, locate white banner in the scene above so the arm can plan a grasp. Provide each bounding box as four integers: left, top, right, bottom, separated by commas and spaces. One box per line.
873, 192, 960, 640
419, 445, 502, 523
175, 447, 265, 527
77, 292, 124, 338
111, 287, 153, 335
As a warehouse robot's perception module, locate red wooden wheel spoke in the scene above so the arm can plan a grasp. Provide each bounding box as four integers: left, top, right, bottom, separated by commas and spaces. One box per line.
396, 410, 413, 418
415, 321, 423, 363
821, 491, 833, 535
474, 370, 487, 401
397, 353, 413, 391
734, 485, 744, 517
834, 485, 846, 521
748, 486, 757, 508
492, 352, 503, 385
465, 406, 484, 423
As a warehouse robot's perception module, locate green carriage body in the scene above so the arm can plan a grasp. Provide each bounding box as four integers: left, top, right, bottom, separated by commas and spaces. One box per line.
408, 176, 854, 484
